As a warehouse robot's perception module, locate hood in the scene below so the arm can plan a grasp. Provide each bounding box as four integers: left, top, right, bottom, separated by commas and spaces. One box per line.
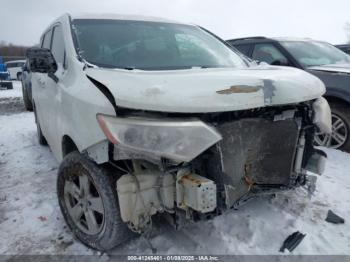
308, 64, 350, 74
86, 65, 325, 113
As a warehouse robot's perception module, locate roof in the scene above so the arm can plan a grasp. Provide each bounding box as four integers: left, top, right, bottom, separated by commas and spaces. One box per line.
71, 13, 185, 24
271, 37, 318, 42
227, 36, 327, 44
226, 36, 267, 42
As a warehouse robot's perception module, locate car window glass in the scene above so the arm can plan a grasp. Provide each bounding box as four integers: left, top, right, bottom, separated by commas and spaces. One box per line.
233, 44, 251, 56
42, 29, 52, 49
51, 25, 65, 67
281, 41, 350, 67
72, 19, 247, 70
252, 43, 288, 65
174, 33, 219, 63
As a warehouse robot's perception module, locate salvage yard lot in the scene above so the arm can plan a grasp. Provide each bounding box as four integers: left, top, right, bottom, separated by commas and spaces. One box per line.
0, 81, 350, 255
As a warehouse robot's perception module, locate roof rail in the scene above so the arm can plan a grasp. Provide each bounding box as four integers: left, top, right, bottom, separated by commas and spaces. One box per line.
227, 36, 267, 42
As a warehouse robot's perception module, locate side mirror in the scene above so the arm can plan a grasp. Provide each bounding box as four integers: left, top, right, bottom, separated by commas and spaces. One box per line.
26, 47, 57, 74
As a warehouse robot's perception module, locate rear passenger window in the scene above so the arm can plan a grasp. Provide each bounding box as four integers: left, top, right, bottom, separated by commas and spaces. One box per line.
51, 25, 65, 67
42, 30, 52, 49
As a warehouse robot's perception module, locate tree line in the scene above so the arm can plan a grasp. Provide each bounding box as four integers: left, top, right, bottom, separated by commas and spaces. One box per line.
0, 41, 28, 60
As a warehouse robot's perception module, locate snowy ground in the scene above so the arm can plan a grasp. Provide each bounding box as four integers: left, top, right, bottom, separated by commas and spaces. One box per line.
0, 81, 349, 255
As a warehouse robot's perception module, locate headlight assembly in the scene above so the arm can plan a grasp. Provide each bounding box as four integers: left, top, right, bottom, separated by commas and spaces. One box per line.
313, 97, 332, 134
97, 114, 222, 162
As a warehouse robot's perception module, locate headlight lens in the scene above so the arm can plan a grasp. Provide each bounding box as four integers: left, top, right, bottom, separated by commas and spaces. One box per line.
313, 97, 332, 134
97, 114, 222, 162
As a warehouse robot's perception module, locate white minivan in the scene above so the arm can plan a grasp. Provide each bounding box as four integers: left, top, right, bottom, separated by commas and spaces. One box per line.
5, 59, 25, 80
27, 13, 331, 251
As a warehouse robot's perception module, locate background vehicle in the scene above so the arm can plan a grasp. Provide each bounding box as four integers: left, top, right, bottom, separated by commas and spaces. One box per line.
336, 44, 350, 55
5, 59, 25, 80
0, 56, 13, 89
227, 37, 350, 152
27, 14, 330, 251
21, 59, 33, 110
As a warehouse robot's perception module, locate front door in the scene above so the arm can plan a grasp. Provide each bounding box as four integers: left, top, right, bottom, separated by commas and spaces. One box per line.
44, 24, 67, 156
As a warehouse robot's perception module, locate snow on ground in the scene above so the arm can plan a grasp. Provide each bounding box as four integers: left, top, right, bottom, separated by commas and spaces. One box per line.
0, 81, 349, 255
0, 81, 23, 98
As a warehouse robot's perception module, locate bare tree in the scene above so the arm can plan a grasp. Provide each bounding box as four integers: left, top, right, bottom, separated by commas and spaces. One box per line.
0, 42, 28, 60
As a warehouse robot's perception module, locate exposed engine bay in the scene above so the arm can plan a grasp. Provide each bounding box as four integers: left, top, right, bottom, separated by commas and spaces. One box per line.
94, 99, 330, 233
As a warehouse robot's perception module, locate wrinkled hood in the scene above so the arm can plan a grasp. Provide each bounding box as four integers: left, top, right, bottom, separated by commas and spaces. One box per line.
308, 64, 350, 74
86, 65, 325, 113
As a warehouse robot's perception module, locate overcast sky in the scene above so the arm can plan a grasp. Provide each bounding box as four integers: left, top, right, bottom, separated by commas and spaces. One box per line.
1, 0, 349, 46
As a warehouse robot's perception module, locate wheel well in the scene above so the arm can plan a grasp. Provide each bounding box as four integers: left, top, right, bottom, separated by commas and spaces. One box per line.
324, 96, 350, 107
62, 135, 79, 157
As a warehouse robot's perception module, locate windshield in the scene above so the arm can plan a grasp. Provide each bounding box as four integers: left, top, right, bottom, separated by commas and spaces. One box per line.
72, 19, 247, 70
281, 41, 350, 67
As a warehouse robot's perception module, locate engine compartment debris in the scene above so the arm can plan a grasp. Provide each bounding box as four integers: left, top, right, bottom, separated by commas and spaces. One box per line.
279, 231, 306, 253
325, 210, 345, 224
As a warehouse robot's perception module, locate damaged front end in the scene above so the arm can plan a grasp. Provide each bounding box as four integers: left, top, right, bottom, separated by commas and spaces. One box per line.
94, 98, 331, 232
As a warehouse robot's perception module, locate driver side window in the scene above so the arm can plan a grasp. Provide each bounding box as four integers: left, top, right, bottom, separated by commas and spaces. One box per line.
51, 25, 66, 69
252, 43, 289, 65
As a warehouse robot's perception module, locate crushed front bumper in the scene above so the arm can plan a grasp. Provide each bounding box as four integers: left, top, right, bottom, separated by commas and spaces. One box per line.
202, 115, 325, 209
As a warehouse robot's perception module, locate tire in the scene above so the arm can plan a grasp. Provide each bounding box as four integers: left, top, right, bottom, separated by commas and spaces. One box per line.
34, 106, 47, 145
330, 103, 350, 152
22, 83, 33, 111
57, 152, 134, 251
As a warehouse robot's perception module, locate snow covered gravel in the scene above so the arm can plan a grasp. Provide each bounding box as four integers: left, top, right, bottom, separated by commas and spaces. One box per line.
0, 81, 349, 255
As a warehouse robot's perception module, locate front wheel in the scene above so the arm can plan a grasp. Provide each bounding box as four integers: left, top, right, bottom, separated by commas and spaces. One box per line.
314, 103, 350, 152
57, 152, 134, 250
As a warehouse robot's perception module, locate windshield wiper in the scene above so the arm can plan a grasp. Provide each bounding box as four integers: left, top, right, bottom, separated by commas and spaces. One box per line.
83, 60, 139, 70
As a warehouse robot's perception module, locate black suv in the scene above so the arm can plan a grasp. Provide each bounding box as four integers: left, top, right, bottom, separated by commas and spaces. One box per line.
227, 37, 350, 152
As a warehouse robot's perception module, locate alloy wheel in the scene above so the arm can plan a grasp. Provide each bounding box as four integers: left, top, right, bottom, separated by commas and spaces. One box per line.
315, 113, 348, 149
64, 173, 105, 235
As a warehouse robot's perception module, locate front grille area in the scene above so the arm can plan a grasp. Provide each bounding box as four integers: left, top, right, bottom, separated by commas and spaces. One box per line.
205, 117, 300, 208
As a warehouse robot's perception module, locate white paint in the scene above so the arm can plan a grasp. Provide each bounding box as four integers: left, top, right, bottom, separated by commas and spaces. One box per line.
86, 65, 325, 113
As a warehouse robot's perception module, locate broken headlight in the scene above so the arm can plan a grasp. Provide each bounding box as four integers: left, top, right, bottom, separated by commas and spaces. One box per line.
97, 114, 222, 162
313, 97, 332, 134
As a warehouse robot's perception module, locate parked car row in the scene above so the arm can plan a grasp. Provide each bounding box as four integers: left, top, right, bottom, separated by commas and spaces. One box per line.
0, 58, 26, 90
6, 59, 25, 80
0, 56, 13, 89
227, 37, 350, 152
